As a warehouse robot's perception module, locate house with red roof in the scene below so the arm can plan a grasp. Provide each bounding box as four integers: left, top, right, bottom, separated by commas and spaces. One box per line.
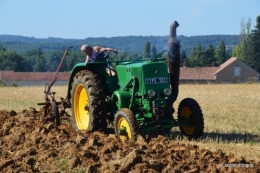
180, 57, 259, 83
213, 57, 259, 83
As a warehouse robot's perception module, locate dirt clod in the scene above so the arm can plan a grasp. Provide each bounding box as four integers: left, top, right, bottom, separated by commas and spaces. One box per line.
0, 108, 259, 172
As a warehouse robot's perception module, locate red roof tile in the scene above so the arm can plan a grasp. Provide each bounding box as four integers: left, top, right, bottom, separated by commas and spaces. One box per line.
180, 67, 219, 80
213, 57, 237, 75
0, 71, 70, 81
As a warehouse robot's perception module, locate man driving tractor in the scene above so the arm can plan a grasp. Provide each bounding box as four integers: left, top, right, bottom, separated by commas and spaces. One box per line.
80, 44, 117, 62
80, 44, 117, 75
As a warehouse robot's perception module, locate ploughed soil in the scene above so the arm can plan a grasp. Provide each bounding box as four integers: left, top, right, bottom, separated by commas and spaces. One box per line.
0, 108, 259, 173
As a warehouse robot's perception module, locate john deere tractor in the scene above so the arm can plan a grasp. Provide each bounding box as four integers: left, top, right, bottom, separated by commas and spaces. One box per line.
39, 49, 204, 140
63, 50, 203, 140
38, 22, 204, 140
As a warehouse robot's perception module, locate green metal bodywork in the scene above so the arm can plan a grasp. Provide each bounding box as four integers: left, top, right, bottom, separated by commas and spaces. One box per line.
67, 59, 192, 133
116, 62, 170, 94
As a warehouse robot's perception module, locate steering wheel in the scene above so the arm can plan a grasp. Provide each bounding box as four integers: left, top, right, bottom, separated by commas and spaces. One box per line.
96, 51, 118, 74
104, 50, 118, 59
95, 50, 118, 61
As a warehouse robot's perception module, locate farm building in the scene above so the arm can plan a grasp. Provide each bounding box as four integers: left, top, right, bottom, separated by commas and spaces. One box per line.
0, 57, 259, 86
180, 67, 219, 84
0, 71, 70, 86
213, 57, 259, 83
180, 57, 259, 84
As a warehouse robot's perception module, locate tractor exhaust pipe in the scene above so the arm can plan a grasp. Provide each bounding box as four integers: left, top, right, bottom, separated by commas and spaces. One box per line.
165, 21, 181, 115
169, 21, 179, 38
167, 21, 179, 53
167, 21, 180, 63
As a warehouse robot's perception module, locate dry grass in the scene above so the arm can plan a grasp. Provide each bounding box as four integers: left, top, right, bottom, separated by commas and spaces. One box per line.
171, 83, 260, 162
0, 85, 67, 111
0, 84, 259, 161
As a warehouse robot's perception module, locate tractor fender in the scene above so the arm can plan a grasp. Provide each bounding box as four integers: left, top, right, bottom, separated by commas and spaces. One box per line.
66, 62, 107, 99
111, 91, 131, 115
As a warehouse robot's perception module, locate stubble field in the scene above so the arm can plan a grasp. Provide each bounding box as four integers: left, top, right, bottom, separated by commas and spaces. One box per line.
0, 83, 259, 172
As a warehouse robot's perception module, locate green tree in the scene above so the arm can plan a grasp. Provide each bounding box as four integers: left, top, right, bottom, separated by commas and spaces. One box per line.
232, 44, 242, 57
126, 54, 132, 61
33, 48, 46, 72
215, 40, 226, 65
143, 41, 151, 58
205, 44, 216, 66
188, 44, 205, 67
0, 44, 6, 51
47, 51, 68, 72
67, 55, 76, 71
240, 18, 252, 62
0, 44, 25, 71
180, 50, 187, 67
20, 49, 39, 72
115, 51, 127, 61
249, 15, 260, 72
232, 18, 252, 61
232, 17, 260, 72
152, 45, 157, 57
46, 53, 61, 72
188, 46, 197, 67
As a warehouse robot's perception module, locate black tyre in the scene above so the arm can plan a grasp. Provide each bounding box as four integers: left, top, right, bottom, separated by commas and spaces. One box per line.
44, 101, 60, 127
114, 108, 138, 140
177, 98, 204, 140
70, 70, 107, 131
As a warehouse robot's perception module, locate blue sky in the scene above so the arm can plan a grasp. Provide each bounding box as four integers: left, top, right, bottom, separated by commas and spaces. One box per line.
0, 0, 259, 39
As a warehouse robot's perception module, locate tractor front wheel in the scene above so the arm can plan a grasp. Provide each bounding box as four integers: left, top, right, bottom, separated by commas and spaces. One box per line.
177, 98, 204, 140
114, 108, 138, 140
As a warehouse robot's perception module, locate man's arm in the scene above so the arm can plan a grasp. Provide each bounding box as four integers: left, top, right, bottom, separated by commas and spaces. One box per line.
94, 46, 117, 52
85, 55, 89, 62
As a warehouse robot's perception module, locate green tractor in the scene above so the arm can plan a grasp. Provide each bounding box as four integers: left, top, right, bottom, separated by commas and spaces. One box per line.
60, 50, 203, 140
38, 47, 204, 140
38, 21, 204, 140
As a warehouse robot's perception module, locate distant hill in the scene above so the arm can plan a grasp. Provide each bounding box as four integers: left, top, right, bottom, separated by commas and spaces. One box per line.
0, 34, 239, 55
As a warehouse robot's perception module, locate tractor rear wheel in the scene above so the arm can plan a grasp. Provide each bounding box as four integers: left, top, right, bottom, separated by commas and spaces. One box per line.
114, 108, 138, 140
177, 98, 204, 140
70, 70, 107, 131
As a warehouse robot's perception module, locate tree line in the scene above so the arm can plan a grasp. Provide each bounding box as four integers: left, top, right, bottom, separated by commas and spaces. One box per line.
143, 15, 260, 72
0, 45, 145, 72
232, 16, 260, 73
0, 15, 260, 72
143, 39, 230, 67
0, 37, 256, 72
182, 40, 229, 67
0, 34, 239, 55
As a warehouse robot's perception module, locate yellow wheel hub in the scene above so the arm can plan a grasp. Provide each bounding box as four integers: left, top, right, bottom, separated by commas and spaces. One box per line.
181, 106, 195, 135
117, 117, 132, 140
74, 84, 89, 130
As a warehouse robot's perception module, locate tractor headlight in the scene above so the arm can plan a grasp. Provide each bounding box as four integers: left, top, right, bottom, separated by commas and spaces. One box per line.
148, 89, 156, 97
164, 88, 172, 96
